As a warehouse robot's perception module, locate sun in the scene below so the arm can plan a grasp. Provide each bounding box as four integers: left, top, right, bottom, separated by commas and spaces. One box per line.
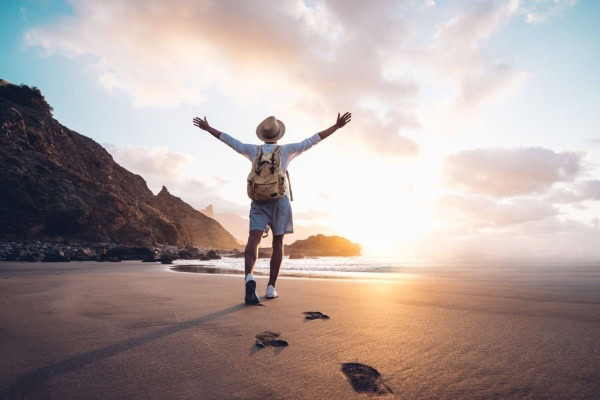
330, 188, 436, 257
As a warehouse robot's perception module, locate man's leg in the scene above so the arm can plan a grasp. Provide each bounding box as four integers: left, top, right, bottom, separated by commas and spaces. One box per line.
244, 230, 263, 304
268, 234, 284, 287
245, 230, 263, 277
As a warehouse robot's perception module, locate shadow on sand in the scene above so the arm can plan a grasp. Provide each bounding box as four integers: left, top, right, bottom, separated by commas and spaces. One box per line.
1, 303, 247, 398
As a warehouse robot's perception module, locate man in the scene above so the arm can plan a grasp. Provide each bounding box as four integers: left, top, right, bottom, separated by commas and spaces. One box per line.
193, 112, 352, 304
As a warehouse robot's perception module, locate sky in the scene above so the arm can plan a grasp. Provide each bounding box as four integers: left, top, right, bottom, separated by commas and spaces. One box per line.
1, 0, 599, 260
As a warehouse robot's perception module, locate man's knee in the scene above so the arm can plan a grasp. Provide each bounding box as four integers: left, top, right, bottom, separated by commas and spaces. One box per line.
245, 230, 263, 254
272, 235, 284, 249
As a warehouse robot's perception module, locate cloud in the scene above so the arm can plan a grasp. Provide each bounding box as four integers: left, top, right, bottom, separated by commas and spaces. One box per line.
22, 0, 578, 158
427, 0, 526, 110
438, 194, 559, 227
355, 110, 419, 156
579, 180, 600, 199
547, 180, 600, 203
522, 0, 577, 24
435, 142, 598, 260
105, 144, 192, 181
24, 0, 424, 156
444, 147, 584, 197
417, 216, 600, 261
295, 210, 332, 220
24, 0, 337, 107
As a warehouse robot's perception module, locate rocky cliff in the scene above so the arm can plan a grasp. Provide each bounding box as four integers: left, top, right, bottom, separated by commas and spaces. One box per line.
0, 80, 239, 249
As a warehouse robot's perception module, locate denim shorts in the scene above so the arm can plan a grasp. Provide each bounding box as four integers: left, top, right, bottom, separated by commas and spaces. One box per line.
249, 195, 293, 236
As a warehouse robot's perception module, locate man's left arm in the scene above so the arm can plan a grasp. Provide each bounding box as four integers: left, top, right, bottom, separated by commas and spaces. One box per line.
318, 112, 352, 141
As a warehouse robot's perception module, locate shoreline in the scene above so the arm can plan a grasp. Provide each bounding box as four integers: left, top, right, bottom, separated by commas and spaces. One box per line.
168, 263, 419, 282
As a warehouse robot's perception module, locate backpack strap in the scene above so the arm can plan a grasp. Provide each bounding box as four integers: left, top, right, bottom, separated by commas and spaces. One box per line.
255, 145, 263, 175
270, 148, 276, 174
273, 146, 292, 201
286, 170, 293, 202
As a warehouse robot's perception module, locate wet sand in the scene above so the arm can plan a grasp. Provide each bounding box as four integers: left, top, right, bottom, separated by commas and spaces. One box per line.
0, 261, 599, 399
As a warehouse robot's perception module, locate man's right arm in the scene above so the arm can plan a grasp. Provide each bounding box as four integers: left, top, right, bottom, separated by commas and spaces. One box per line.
193, 116, 222, 139
193, 116, 257, 159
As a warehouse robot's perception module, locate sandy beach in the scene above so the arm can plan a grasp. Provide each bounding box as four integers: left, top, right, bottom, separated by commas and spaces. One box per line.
0, 261, 599, 399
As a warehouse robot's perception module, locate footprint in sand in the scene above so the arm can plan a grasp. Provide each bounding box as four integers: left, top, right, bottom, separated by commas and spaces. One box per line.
255, 331, 288, 348
341, 363, 392, 395
303, 311, 330, 320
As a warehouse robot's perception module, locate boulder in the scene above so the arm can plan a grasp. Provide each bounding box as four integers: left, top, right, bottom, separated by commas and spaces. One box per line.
204, 250, 221, 260
42, 250, 70, 262
70, 247, 96, 261
19, 253, 38, 262
178, 246, 203, 259
258, 248, 272, 259
3, 251, 20, 261
97, 254, 121, 262
80, 248, 95, 257
106, 246, 154, 260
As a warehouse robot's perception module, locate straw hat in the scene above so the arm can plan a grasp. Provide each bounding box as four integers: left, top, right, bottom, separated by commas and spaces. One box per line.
256, 116, 286, 142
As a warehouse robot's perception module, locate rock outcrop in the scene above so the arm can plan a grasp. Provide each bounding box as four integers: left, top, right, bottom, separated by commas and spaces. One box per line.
200, 204, 214, 218
285, 234, 361, 257
0, 80, 239, 249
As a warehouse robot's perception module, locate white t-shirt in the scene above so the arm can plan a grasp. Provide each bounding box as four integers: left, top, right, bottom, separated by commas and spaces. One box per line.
220, 132, 322, 195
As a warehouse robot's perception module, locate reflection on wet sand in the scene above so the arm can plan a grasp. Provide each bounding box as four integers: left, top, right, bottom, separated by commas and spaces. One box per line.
171, 265, 244, 275
169, 264, 383, 280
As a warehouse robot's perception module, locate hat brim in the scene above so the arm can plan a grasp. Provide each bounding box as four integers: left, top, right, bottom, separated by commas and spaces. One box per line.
256, 119, 286, 142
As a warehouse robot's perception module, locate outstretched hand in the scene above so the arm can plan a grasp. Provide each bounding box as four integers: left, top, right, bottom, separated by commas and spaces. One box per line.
193, 116, 210, 131
317, 111, 352, 140
336, 112, 352, 129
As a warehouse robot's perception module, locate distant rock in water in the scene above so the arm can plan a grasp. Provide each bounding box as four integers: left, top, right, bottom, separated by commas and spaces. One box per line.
258, 247, 272, 258
285, 234, 361, 257
0, 80, 239, 249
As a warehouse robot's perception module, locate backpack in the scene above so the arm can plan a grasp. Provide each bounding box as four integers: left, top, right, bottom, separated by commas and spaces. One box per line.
247, 145, 293, 201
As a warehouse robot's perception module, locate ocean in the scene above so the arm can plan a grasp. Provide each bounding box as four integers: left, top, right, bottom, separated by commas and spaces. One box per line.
170, 255, 600, 302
